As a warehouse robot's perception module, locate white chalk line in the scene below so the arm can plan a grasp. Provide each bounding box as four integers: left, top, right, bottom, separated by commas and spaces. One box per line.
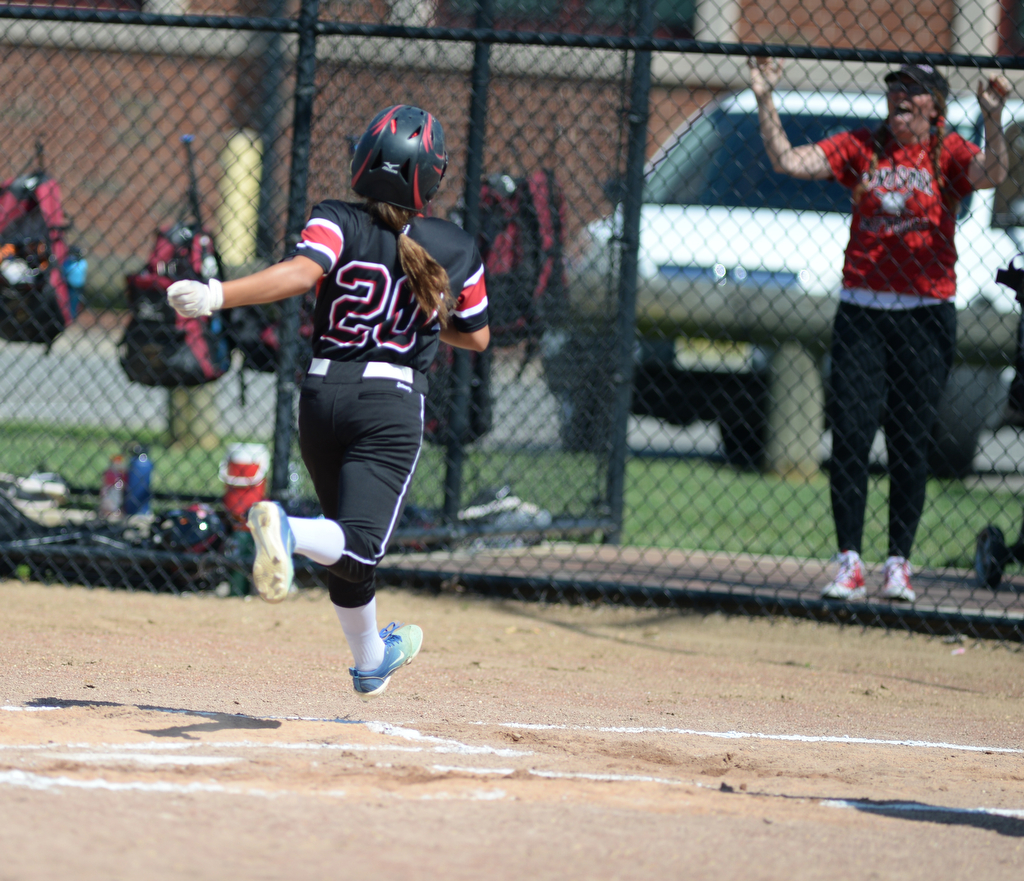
1, 706, 522, 758
471, 722, 1023, 755
0, 740, 528, 758
5, 766, 1019, 818
0, 767, 502, 803
4, 717, 1019, 819
364, 721, 527, 756
47, 752, 244, 767
0, 769, 279, 798
5, 705, 1019, 756
15, 703, 1016, 757
417, 789, 507, 801
5, 703, 1019, 816
432, 764, 515, 775
1, 706, 57, 712
431, 764, 684, 785
2, 703, 365, 725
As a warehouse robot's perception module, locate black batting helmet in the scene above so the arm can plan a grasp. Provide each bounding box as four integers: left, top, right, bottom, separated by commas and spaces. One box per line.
153, 504, 226, 554
351, 105, 448, 211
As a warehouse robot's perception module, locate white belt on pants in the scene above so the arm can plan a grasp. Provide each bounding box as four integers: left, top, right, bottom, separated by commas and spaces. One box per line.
308, 358, 413, 383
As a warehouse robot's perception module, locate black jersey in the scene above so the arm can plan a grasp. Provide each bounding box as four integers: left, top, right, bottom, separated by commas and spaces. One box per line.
290, 200, 488, 375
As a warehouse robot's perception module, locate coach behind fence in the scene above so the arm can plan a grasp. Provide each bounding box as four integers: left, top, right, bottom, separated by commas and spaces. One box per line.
749, 59, 1010, 604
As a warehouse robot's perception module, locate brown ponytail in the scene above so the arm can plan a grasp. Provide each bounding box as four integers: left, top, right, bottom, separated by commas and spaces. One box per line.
366, 200, 452, 326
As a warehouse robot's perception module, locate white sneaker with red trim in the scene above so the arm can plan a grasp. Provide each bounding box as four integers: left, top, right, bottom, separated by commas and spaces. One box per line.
820, 550, 866, 600
881, 556, 916, 602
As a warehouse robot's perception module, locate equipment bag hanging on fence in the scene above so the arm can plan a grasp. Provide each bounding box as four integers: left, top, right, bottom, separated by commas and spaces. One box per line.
477, 169, 567, 345
120, 136, 229, 387
425, 169, 566, 443
0, 159, 78, 346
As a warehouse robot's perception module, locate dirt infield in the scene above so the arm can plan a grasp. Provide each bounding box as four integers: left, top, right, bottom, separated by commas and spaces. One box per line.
1, 580, 1022, 880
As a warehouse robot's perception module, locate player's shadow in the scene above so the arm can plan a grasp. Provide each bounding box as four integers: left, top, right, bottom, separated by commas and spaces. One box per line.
841, 798, 1024, 836
502, 604, 702, 656
26, 696, 282, 740
729, 787, 1024, 837
138, 716, 282, 739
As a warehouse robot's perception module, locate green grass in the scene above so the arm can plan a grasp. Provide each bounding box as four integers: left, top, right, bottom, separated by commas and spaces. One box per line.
411, 447, 1016, 569
2, 422, 249, 498
621, 457, 1019, 570
3, 421, 1017, 570
411, 443, 606, 521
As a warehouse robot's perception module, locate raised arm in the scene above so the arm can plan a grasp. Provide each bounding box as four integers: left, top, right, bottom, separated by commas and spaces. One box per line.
749, 58, 833, 180
969, 74, 1011, 190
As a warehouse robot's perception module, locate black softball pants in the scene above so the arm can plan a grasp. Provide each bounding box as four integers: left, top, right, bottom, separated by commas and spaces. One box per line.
828, 300, 956, 560
298, 362, 425, 608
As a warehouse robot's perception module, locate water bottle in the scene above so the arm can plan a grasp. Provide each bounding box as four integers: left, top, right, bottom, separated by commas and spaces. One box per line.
124, 444, 153, 516
99, 454, 126, 519
63, 247, 87, 318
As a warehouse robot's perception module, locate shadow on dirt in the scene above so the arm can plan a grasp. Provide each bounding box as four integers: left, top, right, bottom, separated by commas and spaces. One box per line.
500, 602, 703, 656
138, 717, 282, 739
25, 696, 283, 739
825, 798, 1024, 837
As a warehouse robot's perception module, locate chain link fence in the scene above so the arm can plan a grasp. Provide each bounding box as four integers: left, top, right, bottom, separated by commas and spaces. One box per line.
2, 0, 1024, 640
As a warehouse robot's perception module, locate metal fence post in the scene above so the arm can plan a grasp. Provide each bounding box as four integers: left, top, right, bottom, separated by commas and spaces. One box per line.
254, 0, 289, 263
604, 0, 653, 544
443, 0, 493, 522
270, 0, 319, 499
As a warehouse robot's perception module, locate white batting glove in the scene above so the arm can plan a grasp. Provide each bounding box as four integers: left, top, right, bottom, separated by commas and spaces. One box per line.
167, 278, 224, 318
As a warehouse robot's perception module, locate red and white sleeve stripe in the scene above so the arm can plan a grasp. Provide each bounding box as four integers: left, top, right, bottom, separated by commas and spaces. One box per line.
454, 263, 488, 320
296, 217, 344, 267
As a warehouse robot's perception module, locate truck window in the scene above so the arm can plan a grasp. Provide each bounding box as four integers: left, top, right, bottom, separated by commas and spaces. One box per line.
645, 109, 881, 213
992, 121, 1024, 229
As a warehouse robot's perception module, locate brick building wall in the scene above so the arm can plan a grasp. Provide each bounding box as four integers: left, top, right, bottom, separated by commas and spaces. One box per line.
1, 2, 1006, 309
736, 0, 956, 51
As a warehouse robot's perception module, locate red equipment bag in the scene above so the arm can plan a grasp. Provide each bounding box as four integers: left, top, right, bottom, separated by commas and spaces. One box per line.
476, 168, 567, 345
0, 172, 75, 345
423, 169, 566, 445
119, 221, 230, 387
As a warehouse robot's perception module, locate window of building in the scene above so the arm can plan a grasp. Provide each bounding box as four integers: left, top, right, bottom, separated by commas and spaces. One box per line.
436, 0, 695, 38
999, 0, 1024, 54
992, 121, 1024, 228
0, 1, 145, 9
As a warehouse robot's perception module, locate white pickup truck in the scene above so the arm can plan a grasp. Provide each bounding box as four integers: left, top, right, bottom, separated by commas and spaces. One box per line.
544, 89, 1024, 473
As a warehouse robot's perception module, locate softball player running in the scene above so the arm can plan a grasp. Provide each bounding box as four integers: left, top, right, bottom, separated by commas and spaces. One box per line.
166, 105, 490, 698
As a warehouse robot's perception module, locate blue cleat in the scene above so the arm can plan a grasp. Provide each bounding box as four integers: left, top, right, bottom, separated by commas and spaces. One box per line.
247, 500, 295, 603
350, 622, 423, 700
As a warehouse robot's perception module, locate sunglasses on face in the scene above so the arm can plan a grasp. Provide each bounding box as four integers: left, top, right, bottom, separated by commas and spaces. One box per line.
887, 80, 929, 96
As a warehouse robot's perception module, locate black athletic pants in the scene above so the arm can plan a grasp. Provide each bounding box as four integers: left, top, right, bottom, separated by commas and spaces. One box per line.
828, 300, 956, 559
298, 362, 425, 608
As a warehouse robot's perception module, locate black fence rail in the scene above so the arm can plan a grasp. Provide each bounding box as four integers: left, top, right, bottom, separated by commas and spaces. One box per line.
2, 0, 1024, 642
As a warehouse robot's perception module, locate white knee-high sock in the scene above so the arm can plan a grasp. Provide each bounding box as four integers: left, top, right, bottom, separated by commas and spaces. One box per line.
287, 516, 345, 566
334, 599, 385, 672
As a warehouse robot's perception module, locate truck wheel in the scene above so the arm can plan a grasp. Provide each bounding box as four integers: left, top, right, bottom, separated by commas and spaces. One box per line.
716, 372, 771, 470
928, 365, 1003, 479
543, 330, 616, 454
929, 417, 983, 479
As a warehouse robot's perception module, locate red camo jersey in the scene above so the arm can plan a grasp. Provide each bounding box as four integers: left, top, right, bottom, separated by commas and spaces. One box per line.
818, 127, 979, 299
291, 201, 488, 375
